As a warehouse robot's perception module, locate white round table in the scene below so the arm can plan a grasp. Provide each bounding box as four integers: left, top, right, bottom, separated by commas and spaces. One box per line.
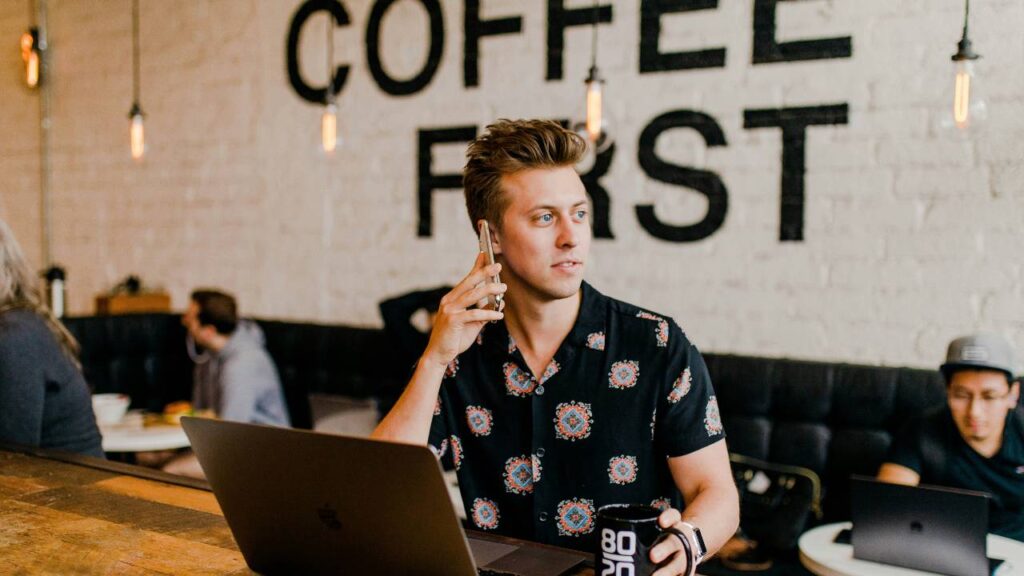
99, 413, 191, 453
799, 522, 1023, 576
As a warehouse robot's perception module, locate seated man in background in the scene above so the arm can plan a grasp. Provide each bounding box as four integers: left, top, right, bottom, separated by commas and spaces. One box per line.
162, 289, 290, 477
878, 333, 1024, 541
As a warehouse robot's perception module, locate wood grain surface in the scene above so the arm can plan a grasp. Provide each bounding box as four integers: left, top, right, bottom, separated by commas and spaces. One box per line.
0, 445, 595, 576
0, 449, 250, 575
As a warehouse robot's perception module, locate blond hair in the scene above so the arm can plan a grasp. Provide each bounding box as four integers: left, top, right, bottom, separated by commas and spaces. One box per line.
0, 218, 80, 361
463, 119, 587, 230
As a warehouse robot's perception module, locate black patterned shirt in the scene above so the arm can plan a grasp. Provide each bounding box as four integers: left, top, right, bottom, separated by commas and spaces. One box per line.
428, 282, 725, 551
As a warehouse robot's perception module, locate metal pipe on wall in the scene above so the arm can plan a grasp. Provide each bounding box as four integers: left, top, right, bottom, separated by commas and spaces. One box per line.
37, 0, 52, 267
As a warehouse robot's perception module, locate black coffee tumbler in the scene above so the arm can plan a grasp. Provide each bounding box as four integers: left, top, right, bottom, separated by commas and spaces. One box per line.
596, 504, 692, 576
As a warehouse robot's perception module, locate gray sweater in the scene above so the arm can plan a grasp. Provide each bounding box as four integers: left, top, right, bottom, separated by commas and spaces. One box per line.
192, 321, 290, 426
0, 309, 104, 457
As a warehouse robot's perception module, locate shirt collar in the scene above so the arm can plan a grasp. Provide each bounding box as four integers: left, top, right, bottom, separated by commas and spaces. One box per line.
566, 281, 608, 348
478, 281, 608, 356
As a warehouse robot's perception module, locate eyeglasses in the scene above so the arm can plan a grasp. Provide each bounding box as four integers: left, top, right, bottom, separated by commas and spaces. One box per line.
948, 389, 1013, 408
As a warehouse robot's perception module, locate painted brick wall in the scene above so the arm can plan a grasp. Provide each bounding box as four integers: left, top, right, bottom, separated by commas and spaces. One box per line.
1, 0, 1022, 369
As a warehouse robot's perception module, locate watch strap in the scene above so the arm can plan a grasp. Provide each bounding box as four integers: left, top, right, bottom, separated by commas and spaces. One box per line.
679, 521, 707, 563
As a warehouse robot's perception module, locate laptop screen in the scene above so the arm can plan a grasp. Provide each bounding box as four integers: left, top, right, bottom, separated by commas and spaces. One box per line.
850, 476, 990, 576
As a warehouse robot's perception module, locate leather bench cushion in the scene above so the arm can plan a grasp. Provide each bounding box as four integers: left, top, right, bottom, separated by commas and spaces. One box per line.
66, 314, 192, 413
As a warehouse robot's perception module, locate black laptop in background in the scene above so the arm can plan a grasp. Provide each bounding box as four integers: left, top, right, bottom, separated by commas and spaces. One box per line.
850, 476, 1002, 576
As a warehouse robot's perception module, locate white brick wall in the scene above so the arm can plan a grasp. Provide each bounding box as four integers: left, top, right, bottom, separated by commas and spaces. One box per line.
1, 0, 1022, 369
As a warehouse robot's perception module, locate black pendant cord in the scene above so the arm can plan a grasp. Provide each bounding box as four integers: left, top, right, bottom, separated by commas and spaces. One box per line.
132, 0, 140, 107
953, 0, 978, 61
589, 0, 599, 71
961, 0, 970, 42
326, 11, 334, 104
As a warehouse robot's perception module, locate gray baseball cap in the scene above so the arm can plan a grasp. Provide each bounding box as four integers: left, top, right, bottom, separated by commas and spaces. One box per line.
940, 333, 1017, 380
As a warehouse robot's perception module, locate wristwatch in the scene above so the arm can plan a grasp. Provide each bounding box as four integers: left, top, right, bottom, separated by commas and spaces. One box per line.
679, 521, 707, 565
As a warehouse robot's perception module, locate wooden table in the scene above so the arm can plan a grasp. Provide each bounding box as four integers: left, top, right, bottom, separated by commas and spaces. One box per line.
0, 444, 596, 575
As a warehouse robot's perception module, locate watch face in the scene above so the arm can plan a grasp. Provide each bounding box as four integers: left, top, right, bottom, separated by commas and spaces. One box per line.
683, 522, 707, 558
693, 528, 707, 556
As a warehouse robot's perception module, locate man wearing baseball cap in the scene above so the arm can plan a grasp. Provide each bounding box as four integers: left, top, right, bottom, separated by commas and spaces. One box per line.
879, 333, 1024, 541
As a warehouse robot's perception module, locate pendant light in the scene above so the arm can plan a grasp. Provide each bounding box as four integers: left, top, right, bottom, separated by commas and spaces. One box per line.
129, 0, 146, 161
948, 0, 986, 132
573, 0, 612, 153
20, 2, 42, 88
321, 12, 338, 155
20, 28, 41, 87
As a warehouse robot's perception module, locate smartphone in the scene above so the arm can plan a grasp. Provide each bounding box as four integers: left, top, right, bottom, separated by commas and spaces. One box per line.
477, 220, 504, 312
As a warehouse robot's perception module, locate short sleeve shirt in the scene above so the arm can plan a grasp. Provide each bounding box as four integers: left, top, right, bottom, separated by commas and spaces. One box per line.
428, 282, 725, 550
885, 406, 1024, 541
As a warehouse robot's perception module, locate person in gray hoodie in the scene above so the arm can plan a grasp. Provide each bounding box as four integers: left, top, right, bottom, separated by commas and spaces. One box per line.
163, 289, 289, 478
184, 290, 290, 427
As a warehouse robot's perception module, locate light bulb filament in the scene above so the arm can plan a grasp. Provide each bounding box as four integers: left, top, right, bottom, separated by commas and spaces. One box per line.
322, 104, 338, 154
953, 70, 971, 129
586, 81, 602, 142
26, 51, 40, 87
21, 31, 39, 88
130, 113, 145, 161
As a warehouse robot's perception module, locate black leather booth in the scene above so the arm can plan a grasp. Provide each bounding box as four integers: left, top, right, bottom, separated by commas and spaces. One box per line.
705, 354, 945, 524
64, 314, 949, 536
64, 314, 405, 431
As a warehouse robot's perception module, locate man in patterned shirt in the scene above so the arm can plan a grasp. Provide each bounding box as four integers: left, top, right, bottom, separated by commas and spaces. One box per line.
373, 119, 738, 575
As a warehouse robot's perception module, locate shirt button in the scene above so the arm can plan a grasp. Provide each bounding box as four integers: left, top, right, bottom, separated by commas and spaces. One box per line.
536, 447, 545, 457
539, 512, 548, 522
535, 385, 545, 395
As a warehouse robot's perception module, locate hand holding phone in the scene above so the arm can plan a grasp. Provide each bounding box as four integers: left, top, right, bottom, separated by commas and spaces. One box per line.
477, 220, 504, 312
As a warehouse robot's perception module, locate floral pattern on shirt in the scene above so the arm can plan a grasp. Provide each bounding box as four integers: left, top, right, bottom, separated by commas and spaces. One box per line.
704, 396, 723, 436
608, 455, 639, 485
472, 498, 500, 530
466, 405, 493, 436
609, 360, 640, 390
504, 362, 536, 397
540, 360, 560, 385
668, 367, 692, 404
651, 497, 672, 511
636, 311, 669, 348
504, 455, 534, 494
556, 498, 596, 537
554, 401, 593, 441
450, 435, 464, 470
445, 358, 459, 379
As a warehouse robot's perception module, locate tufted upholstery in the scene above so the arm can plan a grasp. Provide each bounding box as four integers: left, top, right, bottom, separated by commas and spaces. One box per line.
704, 353, 947, 523
63, 314, 404, 430
64, 314, 194, 414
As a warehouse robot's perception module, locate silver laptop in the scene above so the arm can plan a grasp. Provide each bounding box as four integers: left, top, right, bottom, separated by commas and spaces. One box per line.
851, 476, 999, 576
181, 417, 587, 576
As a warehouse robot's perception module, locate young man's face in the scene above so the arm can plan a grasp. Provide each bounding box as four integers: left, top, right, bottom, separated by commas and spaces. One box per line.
947, 369, 1020, 444
492, 165, 591, 302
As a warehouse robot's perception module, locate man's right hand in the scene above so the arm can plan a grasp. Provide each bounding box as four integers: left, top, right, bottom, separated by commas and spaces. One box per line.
422, 253, 506, 369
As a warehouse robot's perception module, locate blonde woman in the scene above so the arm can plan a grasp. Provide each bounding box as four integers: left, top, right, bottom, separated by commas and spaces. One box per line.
0, 218, 103, 457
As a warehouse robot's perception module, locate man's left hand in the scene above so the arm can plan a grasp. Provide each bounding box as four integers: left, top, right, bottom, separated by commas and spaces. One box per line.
649, 508, 698, 576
